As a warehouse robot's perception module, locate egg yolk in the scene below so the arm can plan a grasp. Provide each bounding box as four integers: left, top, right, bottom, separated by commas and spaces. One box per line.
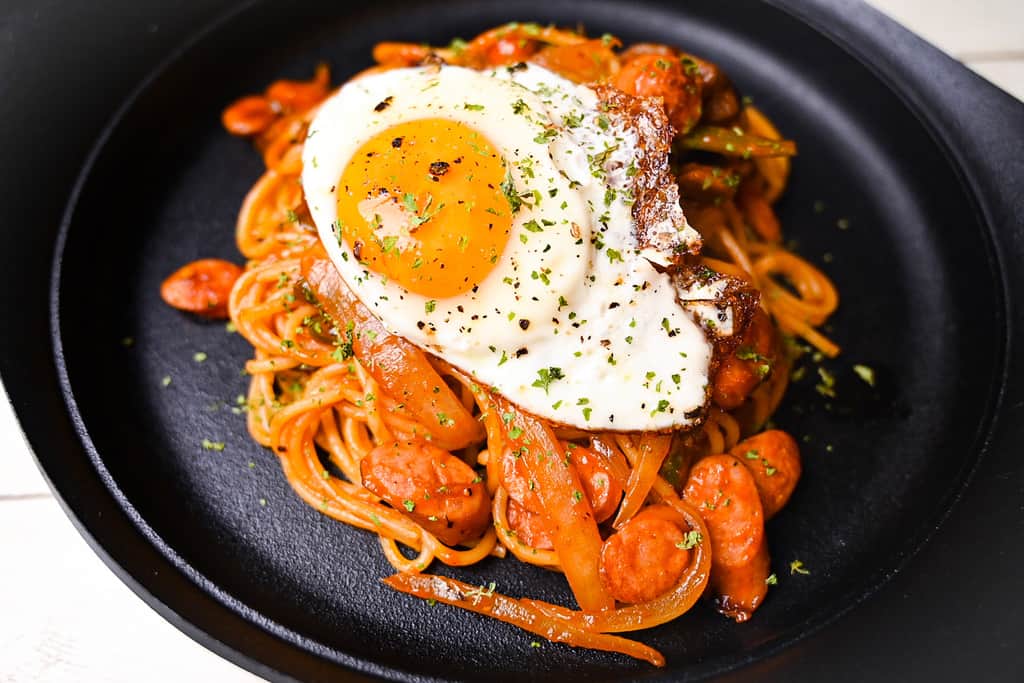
335, 118, 513, 298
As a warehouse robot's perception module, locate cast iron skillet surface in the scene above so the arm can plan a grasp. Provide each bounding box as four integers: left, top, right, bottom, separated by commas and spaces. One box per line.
2, 0, 1021, 680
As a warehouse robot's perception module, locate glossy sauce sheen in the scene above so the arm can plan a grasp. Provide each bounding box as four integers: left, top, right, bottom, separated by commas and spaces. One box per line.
501, 444, 622, 525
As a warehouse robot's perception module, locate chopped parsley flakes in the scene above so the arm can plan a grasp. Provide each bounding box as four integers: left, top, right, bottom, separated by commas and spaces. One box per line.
675, 530, 702, 550
853, 364, 876, 386
464, 581, 496, 605
500, 167, 522, 214
531, 367, 565, 394
815, 367, 836, 398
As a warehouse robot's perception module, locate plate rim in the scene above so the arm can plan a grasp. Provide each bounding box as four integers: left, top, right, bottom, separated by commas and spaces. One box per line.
7, 0, 1022, 680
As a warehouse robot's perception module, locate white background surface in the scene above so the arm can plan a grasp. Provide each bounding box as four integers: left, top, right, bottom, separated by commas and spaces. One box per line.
1, 1, 1022, 680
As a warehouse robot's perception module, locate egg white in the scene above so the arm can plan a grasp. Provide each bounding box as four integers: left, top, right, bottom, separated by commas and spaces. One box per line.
303, 64, 713, 431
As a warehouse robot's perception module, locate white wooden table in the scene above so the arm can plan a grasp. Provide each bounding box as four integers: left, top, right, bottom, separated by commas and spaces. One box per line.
1, 2, 1021, 680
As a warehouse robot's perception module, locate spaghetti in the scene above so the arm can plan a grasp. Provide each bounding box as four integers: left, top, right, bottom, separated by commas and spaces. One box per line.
162, 23, 839, 666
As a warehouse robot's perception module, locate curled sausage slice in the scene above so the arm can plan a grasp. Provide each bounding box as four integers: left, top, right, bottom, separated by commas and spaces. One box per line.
683, 454, 769, 622
361, 440, 490, 547
599, 505, 694, 604
264, 64, 329, 113
731, 430, 801, 519
221, 96, 277, 137
160, 258, 243, 319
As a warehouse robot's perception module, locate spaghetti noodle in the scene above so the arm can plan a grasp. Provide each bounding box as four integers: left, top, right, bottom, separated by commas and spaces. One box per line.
162, 23, 839, 666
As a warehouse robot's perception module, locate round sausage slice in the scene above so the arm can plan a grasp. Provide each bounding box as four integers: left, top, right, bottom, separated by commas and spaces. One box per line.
599, 505, 692, 604
160, 258, 243, 319
361, 440, 490, 547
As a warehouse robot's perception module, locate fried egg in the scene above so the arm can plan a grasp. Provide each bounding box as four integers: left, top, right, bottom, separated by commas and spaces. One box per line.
303, 62, 715, 431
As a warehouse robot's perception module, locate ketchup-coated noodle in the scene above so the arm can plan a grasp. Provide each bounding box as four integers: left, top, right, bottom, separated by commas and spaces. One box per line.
163, 22, 840, 665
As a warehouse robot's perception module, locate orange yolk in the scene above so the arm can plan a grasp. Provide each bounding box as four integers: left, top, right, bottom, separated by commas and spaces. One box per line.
336, 118, 513, 298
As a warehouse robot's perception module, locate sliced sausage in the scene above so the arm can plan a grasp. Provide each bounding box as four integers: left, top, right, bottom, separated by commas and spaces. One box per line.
703, 85, 740, 124
499, 448, 542, 511
485, 36, 539, 65
711, 307, 777, 410
160, 258, 243, 319
677, 162, 740, 203
731, 430, 801, 519
500, 444, 621, 524
569, 444, 623, 523
264, 64, 329, 113
506, 497, 553, 550
619, 43, 678, 62
599, 505, 692, 604
613, 54, 703, 134
222, 96, 277, 137
361, 440, 490, 547
529, 40, 617, 83
683, 454, 769, 622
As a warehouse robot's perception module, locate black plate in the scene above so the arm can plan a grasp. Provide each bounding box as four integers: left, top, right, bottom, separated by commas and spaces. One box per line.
3, 0, 1023, 680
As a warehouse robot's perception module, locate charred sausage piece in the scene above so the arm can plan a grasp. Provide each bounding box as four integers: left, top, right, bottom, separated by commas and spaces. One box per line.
711, 307, 777, 410
361, 440, 490, 546
703, 84, 740, 124
677, 162, 741, 203
684, 454, 770, 621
